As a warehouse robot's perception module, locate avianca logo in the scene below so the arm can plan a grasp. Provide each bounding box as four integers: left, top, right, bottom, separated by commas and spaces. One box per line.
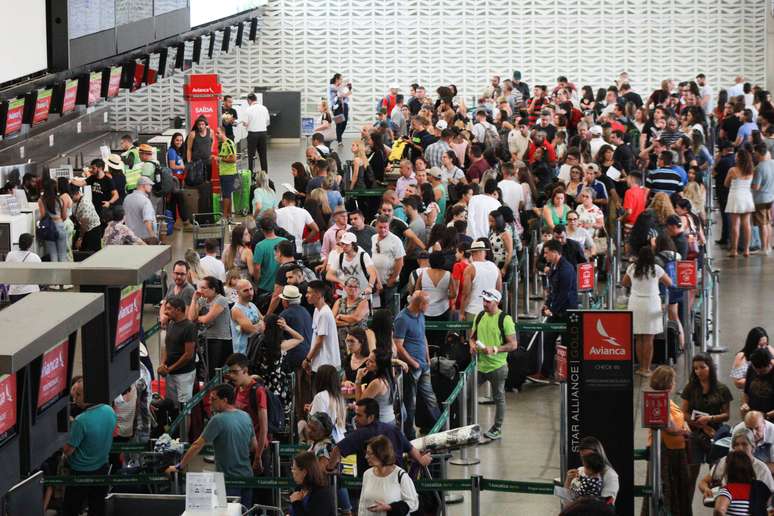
583, 314, 631, 361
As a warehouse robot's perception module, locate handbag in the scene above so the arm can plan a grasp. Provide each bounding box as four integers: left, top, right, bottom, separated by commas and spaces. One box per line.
333, 113, 346, 124
321, 114, 337, 141
36, 214, 58, 242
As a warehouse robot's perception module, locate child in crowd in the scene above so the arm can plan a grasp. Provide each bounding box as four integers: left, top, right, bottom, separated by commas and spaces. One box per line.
566, 451, 605, 499
224, 268, 241, 306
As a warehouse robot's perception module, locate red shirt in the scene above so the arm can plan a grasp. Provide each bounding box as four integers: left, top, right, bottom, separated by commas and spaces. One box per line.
452, 260, 469, 309
467, 158, 490, 182
527, 140, 557, 164
235, 379, 269, 447
623, 185, 648, 225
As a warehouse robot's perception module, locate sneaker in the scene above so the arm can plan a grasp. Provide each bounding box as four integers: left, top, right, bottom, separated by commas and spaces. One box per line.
203, 454, 215, 464
526, 373, 551, 385
484, 427, 502, 440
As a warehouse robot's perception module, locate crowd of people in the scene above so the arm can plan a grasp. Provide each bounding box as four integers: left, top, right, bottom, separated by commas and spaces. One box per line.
33, 69, 774, 515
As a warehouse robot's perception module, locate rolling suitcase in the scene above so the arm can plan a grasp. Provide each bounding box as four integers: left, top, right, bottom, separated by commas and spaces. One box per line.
182, 187, 200, 222
653, 320, 680, 365
196, 182, 214, 224
232, 169, 252, 216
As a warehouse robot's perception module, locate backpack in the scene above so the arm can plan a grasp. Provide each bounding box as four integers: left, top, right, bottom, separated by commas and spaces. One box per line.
338, 249, 371, 283
482, 123, 501, 151
152, 162, 177, 195
185, 160, 206, 187
473, 310, 507, 345
36, 214, 58, 242
248, 381, 285, 435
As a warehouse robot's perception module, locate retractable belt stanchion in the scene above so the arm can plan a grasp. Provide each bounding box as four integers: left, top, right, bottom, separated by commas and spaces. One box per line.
682, 289, 694, 380
470, 475, 482, 516
700, 260, 710, 353
607, 234, 616, 310
650, 430, 662, 515
707, 268, 726, 353
511, 260, 520, 321
272, 440, 282, 512
440, 400, 462, 508
519, 242, 537, 319
450, 368, 479, 466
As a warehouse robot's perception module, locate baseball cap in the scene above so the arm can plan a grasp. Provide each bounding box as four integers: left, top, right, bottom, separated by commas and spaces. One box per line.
138, 143, 154, 154
435, 119, 448, 130
106, 154, 123, 170
481, 289, 502, 303
666, 214, 682, 227
428, 167, 443, 179
470, 240, 489, 251
589, 125, 603, 136
389, 83, 400, 91
279, 285, 301, 301
340, 232, 357, 245
137, 176, 153, 186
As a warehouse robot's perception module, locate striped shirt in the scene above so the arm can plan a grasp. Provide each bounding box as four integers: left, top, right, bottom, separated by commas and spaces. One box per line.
645, 168, 684, 194
717, 483, 750, 515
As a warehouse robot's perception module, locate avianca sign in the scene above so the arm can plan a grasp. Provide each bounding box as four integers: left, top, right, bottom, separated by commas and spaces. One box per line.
583, 313, 632, 361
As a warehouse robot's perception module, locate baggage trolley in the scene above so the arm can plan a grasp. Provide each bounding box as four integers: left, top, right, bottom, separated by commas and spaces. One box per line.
192, 212, 226, 253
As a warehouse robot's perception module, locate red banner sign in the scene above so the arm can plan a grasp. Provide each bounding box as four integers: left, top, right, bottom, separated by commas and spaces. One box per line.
115, 284, 143, 349
555, 345, 567, 382
0, 374, 17, 438
88, 71, 102, 105
33, 89, 52, 125
37, 340, 69, 410
642, 390, 670, 428
62, 79, 78, 113
676, 260, 697, 289
577, 263, 595, 292
107, 67, 122, 97
185, 74, 222, 192
4, 98, 25, 136
583, 312, 632, 361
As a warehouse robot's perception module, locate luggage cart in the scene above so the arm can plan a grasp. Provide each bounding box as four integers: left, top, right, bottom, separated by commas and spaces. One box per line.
192, 212, 226, 254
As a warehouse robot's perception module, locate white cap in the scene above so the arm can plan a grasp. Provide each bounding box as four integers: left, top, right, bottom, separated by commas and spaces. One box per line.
435, 120, 448, 130
481, 289, 502, 303
389, 83, 400, 91
589, 125, 603, 136
340, 232, 357, 245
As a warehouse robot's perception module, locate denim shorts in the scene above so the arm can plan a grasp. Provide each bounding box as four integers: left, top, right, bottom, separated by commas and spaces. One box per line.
220, 174, 237, 197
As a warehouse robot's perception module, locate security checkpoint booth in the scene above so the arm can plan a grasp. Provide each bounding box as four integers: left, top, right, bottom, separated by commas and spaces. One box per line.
0, 292, 103, 512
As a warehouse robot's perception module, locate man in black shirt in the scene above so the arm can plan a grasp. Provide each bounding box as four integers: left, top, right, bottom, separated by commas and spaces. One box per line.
159, 296, 197, 409
71, 159, 118, 221
551, 224, 587, 269
408, 86, 426, 115
222, 95, 239, 141
720, 103, 743, 144
619, 82, 643, 108
742, 348, 774, 418
665, 215, 689, 258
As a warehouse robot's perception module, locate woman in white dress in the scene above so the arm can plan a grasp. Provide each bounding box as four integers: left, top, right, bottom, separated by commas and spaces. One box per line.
724, 149, 756, 258
358, 435, 419, 516
622, 245, 673, 377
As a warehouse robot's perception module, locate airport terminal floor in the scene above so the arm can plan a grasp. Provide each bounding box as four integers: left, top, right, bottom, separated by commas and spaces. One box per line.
59, 138, 763, 515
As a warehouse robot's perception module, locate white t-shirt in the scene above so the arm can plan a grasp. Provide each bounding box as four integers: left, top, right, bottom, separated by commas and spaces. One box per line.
466, 194, 501, 240
358, 466, 419, 516
276, 205, 314, 253
311, 304, 340, 372
371, 233, 406, 284
199, 255, 226, 282
4, 250, 41, 296
497, 179, 523, 215
558, 164, 573, 185
328, 249, 374, 292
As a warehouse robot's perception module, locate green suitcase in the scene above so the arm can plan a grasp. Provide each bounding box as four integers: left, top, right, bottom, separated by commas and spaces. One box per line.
232, 169, 252, 216
211, 193, 222, 222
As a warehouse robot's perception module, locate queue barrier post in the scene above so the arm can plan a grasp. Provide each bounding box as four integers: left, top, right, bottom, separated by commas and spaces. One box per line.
272, 440, 281, 512
439, 401, 462, 510
502, 281, 509, 317
614, 219, 622, 285
606, 234, 616, 310
559, 380, 568, 483
530, 230, 541, 299
650, 430, 663, 515
682, 289, 694, 381
449, 369, 479, 467
519, 244, 536, 319
511, 259, 520, 322
393, 292, 401, 315
700, 261, 709, 353
470, 475, 481, 516
708, 268, 726, 353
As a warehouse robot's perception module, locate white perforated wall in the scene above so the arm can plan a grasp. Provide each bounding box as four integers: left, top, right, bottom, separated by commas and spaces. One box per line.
110, 1, 767, 133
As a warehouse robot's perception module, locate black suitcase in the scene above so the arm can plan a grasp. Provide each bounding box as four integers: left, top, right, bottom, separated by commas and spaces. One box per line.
653, 320, 681, 365
196, 181, 214, 224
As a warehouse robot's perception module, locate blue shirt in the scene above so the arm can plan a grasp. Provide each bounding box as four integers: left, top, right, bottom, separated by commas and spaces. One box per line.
670, 165, 688, 186
576, 180, 607, 201
279, 303, 312, 367
230, 301, 260, 355
67, 404, 117, 472
547, 256, 578, 316
738, 122, 758, 142
166, 147, 184, 169
394, 308, 427, 370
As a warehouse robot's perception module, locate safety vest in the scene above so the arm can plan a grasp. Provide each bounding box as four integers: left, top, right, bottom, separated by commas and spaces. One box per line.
122, 147, 143, 191
218, 138, 237, 176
